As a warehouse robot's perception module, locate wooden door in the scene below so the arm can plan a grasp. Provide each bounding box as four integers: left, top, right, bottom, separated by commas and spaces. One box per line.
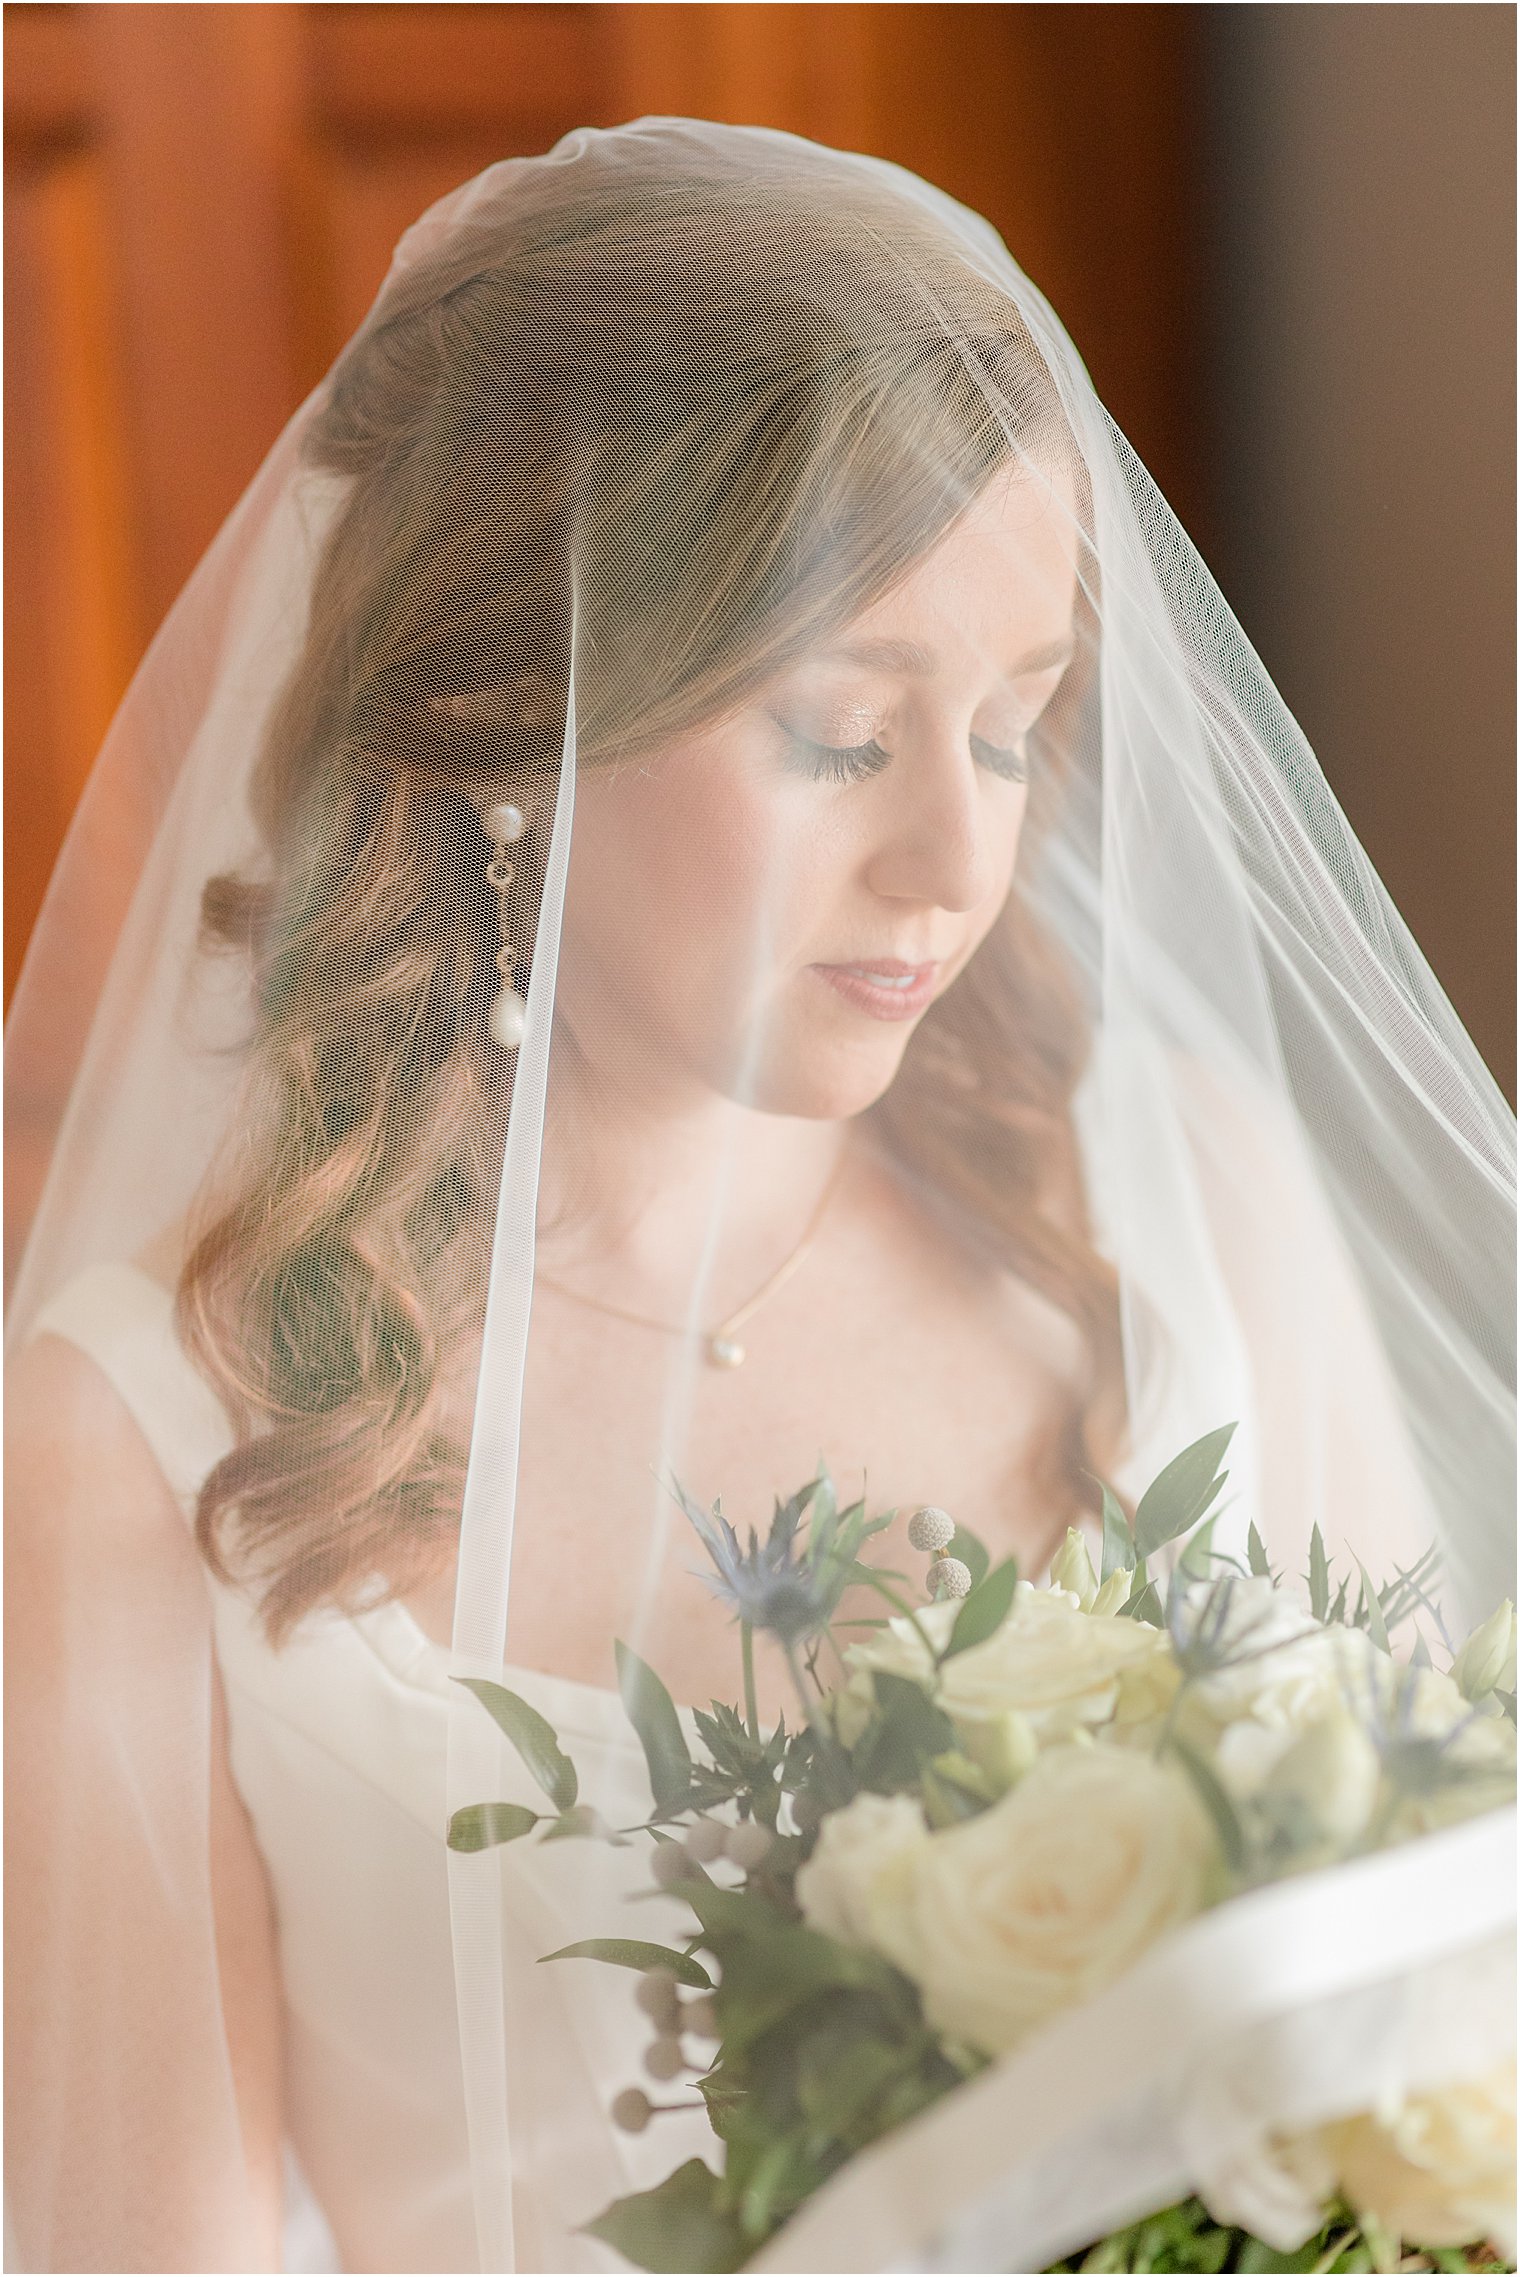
5, 1, 1202, 999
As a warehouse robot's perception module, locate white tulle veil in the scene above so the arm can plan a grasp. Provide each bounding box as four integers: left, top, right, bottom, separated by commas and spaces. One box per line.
5, 118, 1513, 2274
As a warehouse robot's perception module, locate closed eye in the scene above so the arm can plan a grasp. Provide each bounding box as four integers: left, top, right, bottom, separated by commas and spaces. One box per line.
778, 729, 892, 784
970, 734, 1029, 784
777, 724, 1029, 786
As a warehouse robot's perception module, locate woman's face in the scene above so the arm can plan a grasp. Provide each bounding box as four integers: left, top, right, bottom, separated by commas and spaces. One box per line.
560, 464, 1080, 1121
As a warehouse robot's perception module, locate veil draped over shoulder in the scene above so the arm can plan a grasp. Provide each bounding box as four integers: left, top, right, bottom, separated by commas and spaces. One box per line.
6, 119, 1513, 2274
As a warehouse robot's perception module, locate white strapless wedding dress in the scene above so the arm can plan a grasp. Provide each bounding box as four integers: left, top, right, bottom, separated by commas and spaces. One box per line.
30, 1263, 717, 2276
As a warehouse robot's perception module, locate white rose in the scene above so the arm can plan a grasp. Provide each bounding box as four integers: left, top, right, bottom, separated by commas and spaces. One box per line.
1187, 1588, 1382, 1796
843, 1600, 958, 1689
949, 1585, 1162, 1733
1253, 1698, 1382, 1854
1198, 2129, 1336, 2252
1384, 1687, 1517, 1839
900, 1745, 1215, 2056
1186, 1580, 1370, 1732
794, 1791, 930, 1956
844, 1584, 1169, 1764
1325, 2061, 1517, 2256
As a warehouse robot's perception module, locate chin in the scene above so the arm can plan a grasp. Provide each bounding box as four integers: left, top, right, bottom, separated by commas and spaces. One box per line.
733, 1021, 917, 1121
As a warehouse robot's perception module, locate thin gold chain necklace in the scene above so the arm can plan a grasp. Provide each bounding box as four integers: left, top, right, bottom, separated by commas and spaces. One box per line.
535, 1153, 848, 1369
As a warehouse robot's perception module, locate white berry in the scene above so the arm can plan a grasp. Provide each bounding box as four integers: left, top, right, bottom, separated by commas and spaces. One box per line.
928, 1556, 973, 1601
907, 1506, 955, 1553
651, 1842, 696, 1890
724, 1820, 773, 1871
635, 1970, 681, 2030
683, 1993, 720, 2041
644, 2034, 686, 2082
682, 1818, 727, 1863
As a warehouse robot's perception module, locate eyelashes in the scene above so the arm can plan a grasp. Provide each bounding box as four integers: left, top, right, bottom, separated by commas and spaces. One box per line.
777, 726, 1030, 786
781, 732, 892, 784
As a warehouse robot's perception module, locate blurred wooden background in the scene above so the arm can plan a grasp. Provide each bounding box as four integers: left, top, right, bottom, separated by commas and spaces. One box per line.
5, 1, 1201, 1001
6, 2, 1513, 1096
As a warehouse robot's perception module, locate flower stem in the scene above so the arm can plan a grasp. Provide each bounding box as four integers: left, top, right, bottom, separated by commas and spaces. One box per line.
741, 1620, 759, 1742
782, 1639, 852, 1787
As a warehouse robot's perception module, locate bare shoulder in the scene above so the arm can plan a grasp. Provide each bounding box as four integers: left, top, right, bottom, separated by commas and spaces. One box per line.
7, 1332, 196, 1572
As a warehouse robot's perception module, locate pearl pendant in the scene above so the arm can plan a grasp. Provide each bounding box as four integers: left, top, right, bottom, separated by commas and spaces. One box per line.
484, 802, 525, 844
488, 986, 527, 1050
707, 1334, 746, 1369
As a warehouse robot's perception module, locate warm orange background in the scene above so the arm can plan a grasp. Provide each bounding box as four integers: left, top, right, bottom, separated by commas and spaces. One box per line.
5, 2, 1203, 991
6, 3, 1513, 1094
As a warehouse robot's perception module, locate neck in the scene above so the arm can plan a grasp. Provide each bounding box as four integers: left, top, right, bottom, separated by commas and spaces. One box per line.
534, 1045, 849, 1308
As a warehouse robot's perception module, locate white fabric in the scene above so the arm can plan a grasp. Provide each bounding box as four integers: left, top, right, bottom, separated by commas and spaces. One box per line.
25, 1265, 713, 2275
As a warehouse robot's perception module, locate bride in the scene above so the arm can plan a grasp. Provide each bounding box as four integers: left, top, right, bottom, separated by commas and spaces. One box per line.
7, 120, 1512, 2275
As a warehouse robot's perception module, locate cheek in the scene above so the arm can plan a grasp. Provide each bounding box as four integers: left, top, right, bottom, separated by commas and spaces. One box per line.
966, 788, 1029, 943
568, 745, 828, 1005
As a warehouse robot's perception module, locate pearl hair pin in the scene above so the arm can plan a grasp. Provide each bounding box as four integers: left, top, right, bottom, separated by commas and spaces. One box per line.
482, 800, 527, 1050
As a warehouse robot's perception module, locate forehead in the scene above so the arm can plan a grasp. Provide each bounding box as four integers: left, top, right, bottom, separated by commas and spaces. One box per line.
821, 463, 1079, 678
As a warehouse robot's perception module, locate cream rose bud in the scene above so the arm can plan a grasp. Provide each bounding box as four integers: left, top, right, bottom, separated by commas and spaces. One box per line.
1451, 1600, 1517, 1705
906, 1746, 1215, 2056
1049, 1528, 1100, 1611
1326, 2061, 1517, 2257
794, 1791, 929, 1961
1089, 1567, 1135, 1617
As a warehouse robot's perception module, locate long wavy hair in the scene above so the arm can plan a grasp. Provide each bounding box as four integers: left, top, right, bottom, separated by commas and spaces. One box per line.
177, 131, 1126, 1640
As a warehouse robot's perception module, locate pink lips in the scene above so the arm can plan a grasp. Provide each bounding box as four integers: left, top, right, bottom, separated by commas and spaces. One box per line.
812, 958, 940, 1021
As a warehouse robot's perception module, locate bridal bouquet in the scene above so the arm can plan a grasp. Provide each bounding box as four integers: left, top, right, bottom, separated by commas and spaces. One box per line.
451, 1431, 1517, 2274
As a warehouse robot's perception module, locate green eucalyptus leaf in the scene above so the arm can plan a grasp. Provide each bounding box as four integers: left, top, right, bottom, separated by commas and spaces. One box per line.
942, 1557, 1019, 1660
854, 1670, 956, 1791
1100, 1483, 1136, 1582
585, 2159, 745, 2274
446, 1801, 541, 1852
1120, 1576, 1164, 1626
1132, 1425, 1236, 1562
541, 1937, 712, 1989
452, 1678, 578, 1811
616, 1639, 693, 1813
1176, 1515, 1219, 1585
1354, 1559, 1392, 1655
540, 1805, 609, 1842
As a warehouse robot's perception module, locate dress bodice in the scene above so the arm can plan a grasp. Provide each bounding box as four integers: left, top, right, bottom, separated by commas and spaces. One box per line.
29, 1263, 715, 2274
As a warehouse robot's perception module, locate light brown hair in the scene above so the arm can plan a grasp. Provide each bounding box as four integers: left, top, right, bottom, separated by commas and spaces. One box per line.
179, 130, 1125, 1638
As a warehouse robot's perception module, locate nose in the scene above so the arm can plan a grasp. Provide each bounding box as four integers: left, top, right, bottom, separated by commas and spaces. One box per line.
862, 730, 1009, 913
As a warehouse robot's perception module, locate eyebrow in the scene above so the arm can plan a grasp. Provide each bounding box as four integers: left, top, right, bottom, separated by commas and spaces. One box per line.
820, 633, 1075, 678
